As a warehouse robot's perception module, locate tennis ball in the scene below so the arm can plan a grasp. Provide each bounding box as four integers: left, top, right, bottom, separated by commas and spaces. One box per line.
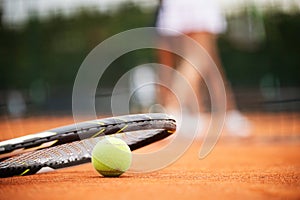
91, 137, 132, 177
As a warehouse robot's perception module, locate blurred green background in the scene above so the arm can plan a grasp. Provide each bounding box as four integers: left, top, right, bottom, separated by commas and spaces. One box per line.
0, 2, 299, 116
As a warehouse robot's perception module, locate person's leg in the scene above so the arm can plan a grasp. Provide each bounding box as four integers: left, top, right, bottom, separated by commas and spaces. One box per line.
186, 32, 237, 111
156, 36, 179, 110
166, 32, 221, 114
187, 32, 251, 137
159, 32, 212, 114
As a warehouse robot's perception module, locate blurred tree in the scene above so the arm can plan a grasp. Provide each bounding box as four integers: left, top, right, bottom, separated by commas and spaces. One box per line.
0, 3, 299, 92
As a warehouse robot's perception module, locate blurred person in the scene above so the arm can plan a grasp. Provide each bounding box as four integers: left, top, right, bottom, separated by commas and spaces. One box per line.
155, 0, 250, 137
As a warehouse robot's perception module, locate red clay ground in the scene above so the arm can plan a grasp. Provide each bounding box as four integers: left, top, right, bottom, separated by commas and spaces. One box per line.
0, 113, 299, 200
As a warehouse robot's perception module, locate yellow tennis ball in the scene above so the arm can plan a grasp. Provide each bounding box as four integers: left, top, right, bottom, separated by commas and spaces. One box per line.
91, 137, 132, 177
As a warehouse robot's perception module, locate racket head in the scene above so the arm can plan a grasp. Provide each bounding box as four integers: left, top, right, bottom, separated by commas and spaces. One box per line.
0, 113, 176, 177
0, 113, 176, 159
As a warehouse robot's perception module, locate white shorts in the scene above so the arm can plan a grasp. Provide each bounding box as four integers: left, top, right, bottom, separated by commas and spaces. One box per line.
156, 0, 226, 36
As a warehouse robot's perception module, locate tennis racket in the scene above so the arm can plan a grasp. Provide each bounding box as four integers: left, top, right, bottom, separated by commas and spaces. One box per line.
0, 113, 176, 178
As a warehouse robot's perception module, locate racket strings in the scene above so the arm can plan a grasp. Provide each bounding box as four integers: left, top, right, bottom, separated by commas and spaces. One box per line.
0, 139, 97, 170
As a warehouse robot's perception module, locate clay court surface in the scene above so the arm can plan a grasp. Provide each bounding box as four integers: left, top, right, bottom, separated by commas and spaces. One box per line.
0, 113, 299, 199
